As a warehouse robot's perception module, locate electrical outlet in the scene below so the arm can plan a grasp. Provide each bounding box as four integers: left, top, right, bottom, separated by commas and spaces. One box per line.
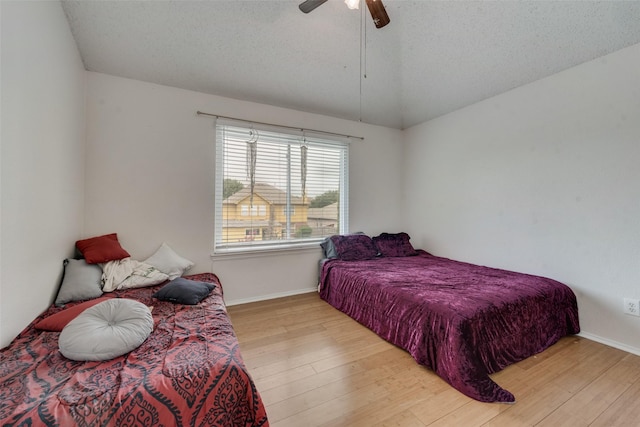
623, 298, 640, 316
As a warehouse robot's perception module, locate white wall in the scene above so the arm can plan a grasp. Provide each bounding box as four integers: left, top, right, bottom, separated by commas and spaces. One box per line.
404, 43, 640, 355
0, 1, 86, 348
84, 72, 404, 304
8, 2, 636, 358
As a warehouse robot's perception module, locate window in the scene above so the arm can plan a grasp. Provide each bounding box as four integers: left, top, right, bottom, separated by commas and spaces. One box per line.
241, 205, 266, 217
283, 206, 295, 216
215, 120, 349, 253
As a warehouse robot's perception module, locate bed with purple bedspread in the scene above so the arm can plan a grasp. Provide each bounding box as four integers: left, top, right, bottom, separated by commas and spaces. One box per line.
319, 251, 580, 403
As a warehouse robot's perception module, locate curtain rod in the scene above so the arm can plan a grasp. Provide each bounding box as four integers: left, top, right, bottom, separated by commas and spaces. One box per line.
196, 111, 364, 141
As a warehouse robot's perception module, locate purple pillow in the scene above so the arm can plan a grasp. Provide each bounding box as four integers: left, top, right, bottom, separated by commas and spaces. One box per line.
372, 232, 418, 257
330, 234, 378, 261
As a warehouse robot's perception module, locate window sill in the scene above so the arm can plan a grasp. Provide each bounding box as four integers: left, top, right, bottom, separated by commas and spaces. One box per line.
211, 241, 322, 261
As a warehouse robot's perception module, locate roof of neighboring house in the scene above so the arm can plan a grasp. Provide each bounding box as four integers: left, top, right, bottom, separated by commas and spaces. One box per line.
308, 202, 338, 220
224, 182, 305, 205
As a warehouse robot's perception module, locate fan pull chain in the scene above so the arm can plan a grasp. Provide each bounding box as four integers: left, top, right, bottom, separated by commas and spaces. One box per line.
359, 3, 367, 122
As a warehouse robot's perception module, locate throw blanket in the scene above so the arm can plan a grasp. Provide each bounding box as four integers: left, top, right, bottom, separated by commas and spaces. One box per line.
101, 257, 168, 291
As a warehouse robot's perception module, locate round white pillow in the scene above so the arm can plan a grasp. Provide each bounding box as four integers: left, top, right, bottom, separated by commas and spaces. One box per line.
59, 298, 153, 361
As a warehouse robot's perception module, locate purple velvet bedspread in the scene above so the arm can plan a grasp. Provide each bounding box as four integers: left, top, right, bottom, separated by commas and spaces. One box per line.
319, 251, 580, 403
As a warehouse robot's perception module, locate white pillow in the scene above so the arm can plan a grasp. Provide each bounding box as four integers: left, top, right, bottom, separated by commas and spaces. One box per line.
59, 298, 153, 361
143, 242, 194, 280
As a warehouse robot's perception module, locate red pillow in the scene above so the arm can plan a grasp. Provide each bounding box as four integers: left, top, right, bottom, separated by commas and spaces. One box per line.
76, 233, 130, 264
34, 297, 113, 331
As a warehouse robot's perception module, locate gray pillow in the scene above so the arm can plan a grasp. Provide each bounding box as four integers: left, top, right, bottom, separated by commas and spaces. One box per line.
58, 298, 153, 361
320, 237, 338, 259
320, 232, 365, 259
55, 259, 103, 306
152, 278, 215, 305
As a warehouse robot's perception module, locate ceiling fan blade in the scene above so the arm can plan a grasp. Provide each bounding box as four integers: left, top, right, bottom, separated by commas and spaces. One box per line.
365, 0, 390, 29
299, 0, 329, 14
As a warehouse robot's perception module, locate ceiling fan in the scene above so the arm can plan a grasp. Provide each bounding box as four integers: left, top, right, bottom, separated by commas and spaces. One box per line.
299, 0, 390, 29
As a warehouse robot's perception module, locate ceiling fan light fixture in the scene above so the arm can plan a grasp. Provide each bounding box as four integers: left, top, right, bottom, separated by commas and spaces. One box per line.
344, 0, 360, 10
299, 0, 390, 29
365, 0, 390, 28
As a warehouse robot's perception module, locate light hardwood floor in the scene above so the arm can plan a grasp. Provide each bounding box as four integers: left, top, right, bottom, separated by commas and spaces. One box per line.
227, 292, 640, 427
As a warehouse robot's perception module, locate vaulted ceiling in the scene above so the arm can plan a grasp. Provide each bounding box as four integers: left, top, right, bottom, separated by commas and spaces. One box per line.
61, 1, 640, 129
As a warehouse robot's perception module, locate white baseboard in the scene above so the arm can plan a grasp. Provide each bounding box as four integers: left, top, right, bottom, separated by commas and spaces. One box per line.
578, 332, 640, 357
225, 287, 317, 307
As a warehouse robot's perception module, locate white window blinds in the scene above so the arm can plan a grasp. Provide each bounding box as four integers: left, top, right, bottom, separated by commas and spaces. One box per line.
214, 120, 349, 253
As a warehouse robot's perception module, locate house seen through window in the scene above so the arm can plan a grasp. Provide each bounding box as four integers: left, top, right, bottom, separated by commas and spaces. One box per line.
215, 121, 349, 253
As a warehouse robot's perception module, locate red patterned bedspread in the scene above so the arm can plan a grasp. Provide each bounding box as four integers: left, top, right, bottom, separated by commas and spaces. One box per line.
319, 252, 580, 403
0, 273, 269, 426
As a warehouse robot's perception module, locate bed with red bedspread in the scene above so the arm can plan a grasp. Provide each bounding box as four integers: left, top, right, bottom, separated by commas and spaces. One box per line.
319, 251, 580, 403
0, 273, 269, 426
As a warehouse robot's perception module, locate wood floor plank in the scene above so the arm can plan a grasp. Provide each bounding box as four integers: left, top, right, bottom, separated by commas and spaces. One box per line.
251, 363, 319, 392
481, 384, 572, 427
537, 353, 640, 427
227, 292, 640, 427
407, 385, 481, 426
427, 400, 507, 427
375, 410, 428, 427
269, 367, 414, 425
258, 358, 369, 406
590, 361, 640, 427
322, 379, 435, 427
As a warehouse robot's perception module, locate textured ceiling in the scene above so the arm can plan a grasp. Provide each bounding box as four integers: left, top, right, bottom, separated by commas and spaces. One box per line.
61, 0, 640, 129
